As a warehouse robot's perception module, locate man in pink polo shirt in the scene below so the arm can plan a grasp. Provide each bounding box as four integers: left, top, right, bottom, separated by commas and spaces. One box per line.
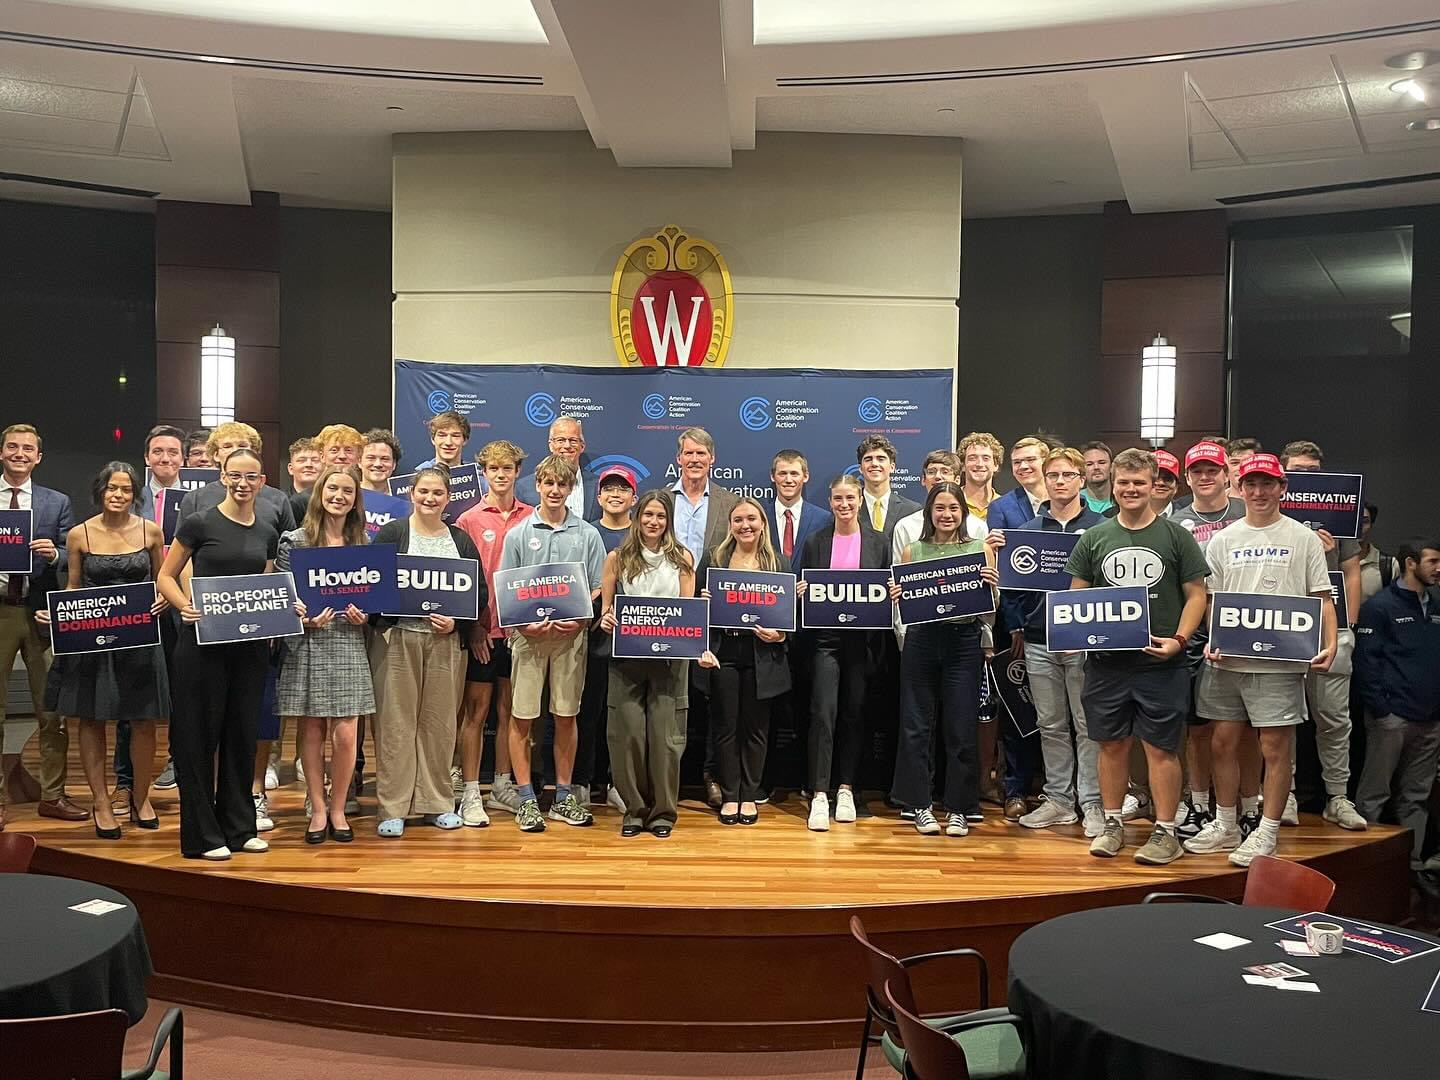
454, 440, 534, 825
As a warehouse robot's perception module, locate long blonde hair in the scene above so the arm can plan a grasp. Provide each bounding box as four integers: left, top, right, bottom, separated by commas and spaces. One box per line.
616, 490, 691, 585
301, 465, 366, 547
711, 495, 781, 571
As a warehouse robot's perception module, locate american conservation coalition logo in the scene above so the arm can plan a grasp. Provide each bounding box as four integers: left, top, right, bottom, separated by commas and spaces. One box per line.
611, 224, 734, 367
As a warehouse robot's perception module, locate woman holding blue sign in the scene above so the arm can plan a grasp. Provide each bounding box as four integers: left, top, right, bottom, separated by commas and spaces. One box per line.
598, 490, 717, 837
890, 481, 998, 838
276, 465, 373, 844
695, 497, 791, 825
370, 465, 483, 839
796, 474, 890, 832
39, 462, 169, 839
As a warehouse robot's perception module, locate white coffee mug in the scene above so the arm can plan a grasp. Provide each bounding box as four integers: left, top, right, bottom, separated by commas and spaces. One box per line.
1305, 921, 1345, 955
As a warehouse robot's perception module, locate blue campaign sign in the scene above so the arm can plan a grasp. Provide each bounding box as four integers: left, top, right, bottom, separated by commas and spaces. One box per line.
1266, 912, 1440, 964
800, 568, 892, 630
441, 462, 484, 523
494, 561, 592, 627
1045, 586, 1151, 651
0, 508, 31, 572
47, 582, 160, 655
997, 529, 1082, 591
1280, 471, 1364, 538
386, 555, 482, 620
362, 491, 412, 540
895, 552, 993, 627
612, 594, 709, 659
148, 467, 219, 494
192, 572, 304, 645
988, 655, 1038, 739
288, 543, 399, 615
1210, 592, 1322, 663
158, 489, 181, 544
706, 568, 797, 631
394, 362, 954, 504
1328, 571, 1348, 628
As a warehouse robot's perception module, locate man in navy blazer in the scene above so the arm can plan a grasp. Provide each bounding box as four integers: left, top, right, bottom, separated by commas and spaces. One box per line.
137, 424, 188, 527
513, 416, 601, 523
0, 423, 82, 825
766, 450, 832, 565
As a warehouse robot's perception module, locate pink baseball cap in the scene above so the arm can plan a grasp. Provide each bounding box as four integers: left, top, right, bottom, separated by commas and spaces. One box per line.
1154, 449, 1181, 478
1184, 441, 1227, 470
596, 464, 638, 489
1238, 453, 1285, 480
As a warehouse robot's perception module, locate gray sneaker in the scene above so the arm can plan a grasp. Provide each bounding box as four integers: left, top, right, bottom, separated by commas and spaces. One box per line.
1090, 816, 1125, 857
516, 798, 546, 833
547, 792, 594, 827
1323, 795, 1367, 831
1019, 797, 1078, 829
487, 776, 522, 815
573, 784, 591, 807
153, 760, 177, 789
1082, 805, 1107, 838
1135, 825, 1184, 865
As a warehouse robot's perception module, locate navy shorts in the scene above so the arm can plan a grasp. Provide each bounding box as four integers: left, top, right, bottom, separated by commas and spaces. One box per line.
1080, 659, 1190, 753
465, 638, 513, 684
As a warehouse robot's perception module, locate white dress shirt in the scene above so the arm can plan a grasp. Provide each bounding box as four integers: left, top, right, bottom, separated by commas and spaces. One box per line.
0, 477, 33, 597
863, 490, 892, 531
774, 498, 804, 556
566, 481, 586, 522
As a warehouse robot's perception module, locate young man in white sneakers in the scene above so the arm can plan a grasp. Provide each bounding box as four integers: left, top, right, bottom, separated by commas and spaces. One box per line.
1184, 453, 1336, 866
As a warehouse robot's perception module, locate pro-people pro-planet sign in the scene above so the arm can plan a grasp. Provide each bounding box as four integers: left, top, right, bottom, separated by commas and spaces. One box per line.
192, 573, 304, 645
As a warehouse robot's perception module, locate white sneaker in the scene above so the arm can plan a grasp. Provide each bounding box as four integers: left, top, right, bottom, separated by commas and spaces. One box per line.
1175, 799, 1191, 830
835, 789, 857, 823
1323, 795, 1367, 831
459, 788, 490, 827
264, 764, 279, 791
808, 793, 830, 832
294, 757, 305, 785
253, 793, 274, 832
913, 807, 941, 836
201, 846, 231, 861
1020, 797, 1078, 829
1281, 792, 1300, 826
1229, 827, 1275, 867
1082, 805, 1108, 838
240, 837, 269, 853
487, 776, 522, 815
945, 812, 969, 837
1121, 788, 1152, 822
449, 765, 463, 799
606, 786, 627, 814
1182, 818, 1242, 854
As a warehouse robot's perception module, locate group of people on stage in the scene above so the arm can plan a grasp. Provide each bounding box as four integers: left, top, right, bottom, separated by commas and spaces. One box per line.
1, 413, 1437, 881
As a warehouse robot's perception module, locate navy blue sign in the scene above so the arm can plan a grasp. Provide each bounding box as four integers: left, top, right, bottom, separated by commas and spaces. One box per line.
385, 555, 482, 621
706, 568, 797, 631
147, 467, 219, 494
0, 508, 31, 572
288, 543, 399, 615
388, 463, 484, 525
158, 489, 181, 544
612, 594, 709, 659
988, 655, 1038, 739
895, 553, 993, 627
394, 362, 954, 503
1266, 912, 1440, 964
1280, 471, 1364, 538
1045, 586, 1151, 651
494, 561, 592, 627
1425, 970, 1440, 1014
1210, 592, 1322, 663
362, 490, 412, 540
192, 572, 304, 645
47, 582, 160, 655
800, 568, 892, 630
1328, 571, 1348, 628
997, 529, 1082, 591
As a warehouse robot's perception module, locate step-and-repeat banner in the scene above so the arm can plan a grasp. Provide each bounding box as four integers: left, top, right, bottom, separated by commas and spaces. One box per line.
393, 362, 954, 502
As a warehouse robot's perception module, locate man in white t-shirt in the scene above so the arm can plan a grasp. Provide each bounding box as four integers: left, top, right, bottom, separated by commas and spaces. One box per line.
1184, 453, 1336, 867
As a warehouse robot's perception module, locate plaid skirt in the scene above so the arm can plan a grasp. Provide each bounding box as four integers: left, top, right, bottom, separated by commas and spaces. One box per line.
276, 621, 376, 718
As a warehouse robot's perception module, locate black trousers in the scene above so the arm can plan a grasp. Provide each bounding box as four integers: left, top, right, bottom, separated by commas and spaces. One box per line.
710, 642, 771, 803
808, 633, 870, 793
891, 622, 983, 813
574, 646, 612, 789
170, 627, 267, 856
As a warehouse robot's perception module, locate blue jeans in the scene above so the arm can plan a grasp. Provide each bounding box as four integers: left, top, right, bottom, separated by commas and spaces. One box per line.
1024, 643, 1099, 812
892, 622, 982, 813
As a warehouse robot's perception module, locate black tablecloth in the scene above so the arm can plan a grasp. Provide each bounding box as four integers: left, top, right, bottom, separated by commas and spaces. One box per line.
0, 874, 152, 1025
1008, 904, 1440, 1080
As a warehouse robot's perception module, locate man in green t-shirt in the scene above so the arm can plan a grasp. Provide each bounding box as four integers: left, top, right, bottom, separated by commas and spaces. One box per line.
1065, 448, 1209, 865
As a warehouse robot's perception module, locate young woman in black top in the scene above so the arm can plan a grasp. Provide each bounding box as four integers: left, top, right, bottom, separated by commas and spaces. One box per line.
158, 448, 299, 860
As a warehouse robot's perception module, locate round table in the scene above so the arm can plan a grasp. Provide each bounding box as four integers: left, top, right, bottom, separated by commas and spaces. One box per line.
0, 874, 152, 1024
1008, 904, 1440, 1080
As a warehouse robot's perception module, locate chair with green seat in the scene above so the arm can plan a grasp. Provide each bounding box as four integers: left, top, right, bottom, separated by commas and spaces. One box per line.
849, 914, 1025, 1080
0, 1006, 183, 1079
886, 975, 1025, 1080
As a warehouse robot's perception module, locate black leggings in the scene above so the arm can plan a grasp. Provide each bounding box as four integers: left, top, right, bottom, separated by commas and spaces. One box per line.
808, 633, 870, 793
891, 622, 983, 813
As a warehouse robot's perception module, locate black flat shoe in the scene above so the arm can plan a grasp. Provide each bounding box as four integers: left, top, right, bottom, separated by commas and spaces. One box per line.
739, 808, 759, 825
129, 795, 159, 830
305, 828, 327, 845
718, 811, 740, 825
328, 824, 353, 843
621, 824, 643, 837
651, 823, 673, 838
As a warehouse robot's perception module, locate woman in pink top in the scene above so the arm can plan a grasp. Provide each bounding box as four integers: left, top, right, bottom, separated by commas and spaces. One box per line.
795, 474, 893, 831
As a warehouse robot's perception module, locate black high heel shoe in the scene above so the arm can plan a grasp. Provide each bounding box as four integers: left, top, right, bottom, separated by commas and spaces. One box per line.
328, 822, 353, 843
93, 812, 121, 840
129, 794, 159, 830
305, 825, 328, 844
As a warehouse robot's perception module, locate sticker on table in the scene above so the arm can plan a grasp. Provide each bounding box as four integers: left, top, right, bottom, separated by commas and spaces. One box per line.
894, 552, 993, 627
1423, 968, 1440, 1014
706, 568, 797, 632
1279, 471, 1363, 538
0, 507, 32, 573
494, 561, 591, 627
1045, 586, 1151, 652
192, 572, 305, 645
70, 898, 126, 916
47, 583, 161, 655
799, 568, 892, 630
1266, 912, 1440, 964
385, 555, 482, 621
996, 529, 1082, 591
612, 595, 709, 659
1195, 932, 1251, 950
1209, 592, 1323, 663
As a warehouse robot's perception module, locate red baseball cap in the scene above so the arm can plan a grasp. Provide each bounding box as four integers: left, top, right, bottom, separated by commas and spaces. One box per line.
1184, 441, 1227, 470
596, 464, 638, 490
1238, 452, 1285, 480
1154, 449, 1181, 478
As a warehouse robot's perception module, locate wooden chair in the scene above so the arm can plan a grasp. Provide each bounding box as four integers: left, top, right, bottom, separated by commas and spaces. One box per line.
884, 976, 1025, 1080
0, 831, 37, 872
1143, 854, 1336, 911
849, 915, 1023, 1079
0, 1006, 183, 1079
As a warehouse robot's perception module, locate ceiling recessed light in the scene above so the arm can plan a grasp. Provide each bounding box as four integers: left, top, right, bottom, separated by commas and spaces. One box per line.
1391, 78, 1429, 103
1407, 117, 1440, 132
385, 105, 405, 111
1386, 50, 1437, 71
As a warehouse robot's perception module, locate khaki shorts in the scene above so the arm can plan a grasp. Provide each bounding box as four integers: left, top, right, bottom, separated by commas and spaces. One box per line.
508, 629, 587, 719
1195, 665, 1306, 727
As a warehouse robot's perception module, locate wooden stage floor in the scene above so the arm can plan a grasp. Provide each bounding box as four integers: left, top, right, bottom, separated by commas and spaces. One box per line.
8, 728, 1416, 1050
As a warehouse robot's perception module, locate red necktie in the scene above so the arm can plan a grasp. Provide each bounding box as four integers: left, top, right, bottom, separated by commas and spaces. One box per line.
6, 487, 22, 602
783, 509, 794, 558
